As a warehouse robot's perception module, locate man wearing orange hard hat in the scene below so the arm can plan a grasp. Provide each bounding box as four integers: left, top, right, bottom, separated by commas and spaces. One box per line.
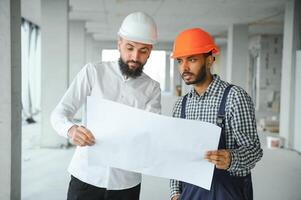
169, 28, 263, 200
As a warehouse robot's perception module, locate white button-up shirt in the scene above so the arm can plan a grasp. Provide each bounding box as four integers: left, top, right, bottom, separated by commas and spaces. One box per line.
51, 61, 161, 190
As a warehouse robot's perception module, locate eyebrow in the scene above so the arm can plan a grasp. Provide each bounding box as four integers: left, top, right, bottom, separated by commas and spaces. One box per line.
187, 56, 196, 59
126, 43, 149, 51
125, 43, 134, 47
177, 56, 194, 61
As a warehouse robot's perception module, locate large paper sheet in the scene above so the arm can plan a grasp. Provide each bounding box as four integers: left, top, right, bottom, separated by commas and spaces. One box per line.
86, 97, 221, 190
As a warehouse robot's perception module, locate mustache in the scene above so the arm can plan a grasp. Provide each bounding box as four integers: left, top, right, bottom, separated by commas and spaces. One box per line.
127, 60, 142, 66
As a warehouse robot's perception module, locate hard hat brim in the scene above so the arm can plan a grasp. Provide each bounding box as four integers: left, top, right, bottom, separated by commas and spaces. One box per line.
118, 32, 156, 45
171, 46, 219, 58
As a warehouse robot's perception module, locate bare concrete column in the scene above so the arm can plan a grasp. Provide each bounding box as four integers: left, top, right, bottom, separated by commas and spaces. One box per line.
85, 33, 94, 63
40, 0, 69, 147
218, 44, 228, 81
69, 21, 86, 82
69, 21, 86, 121
279, 0, 301, 147
165, 52, 171, 92
0, 0, 22, 199
295, 51, 301, 151
226, 24, 249, 91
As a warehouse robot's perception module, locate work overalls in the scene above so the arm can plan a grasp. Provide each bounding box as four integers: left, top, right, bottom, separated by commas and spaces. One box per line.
179, 85, 253, 200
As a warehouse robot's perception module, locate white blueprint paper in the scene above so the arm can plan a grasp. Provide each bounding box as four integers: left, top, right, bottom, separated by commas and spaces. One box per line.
86, 97, 221, 190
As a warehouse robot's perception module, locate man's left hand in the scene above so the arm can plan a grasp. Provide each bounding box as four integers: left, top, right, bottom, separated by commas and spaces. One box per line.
204, 149, 231, 170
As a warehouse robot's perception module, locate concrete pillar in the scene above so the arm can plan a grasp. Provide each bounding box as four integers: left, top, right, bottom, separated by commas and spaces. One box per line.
280, 0, 301, 147
69, 21, 86, 121
69, 21, 85, 82
226, 24, 249, 91
219, 44, 228, 81
85, 33, 95, 63
41, 0, 69, 147
0, 0, 22, 199
154, 42, 173, 93
169, 59, 183, 96
295, 51, 301, 152
165, 52, 171, 92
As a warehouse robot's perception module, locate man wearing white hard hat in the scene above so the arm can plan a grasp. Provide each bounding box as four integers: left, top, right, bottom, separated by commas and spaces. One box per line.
51, 12, 161, 200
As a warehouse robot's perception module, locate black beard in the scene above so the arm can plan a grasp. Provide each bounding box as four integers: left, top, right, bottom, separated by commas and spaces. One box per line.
118, 58, 144, 78
182, 63, 207, 85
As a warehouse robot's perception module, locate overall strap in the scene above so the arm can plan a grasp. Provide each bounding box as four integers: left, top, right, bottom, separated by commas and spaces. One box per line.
212, 84, 234, 200
180, 94, 189, 119
216, 85, 234, 128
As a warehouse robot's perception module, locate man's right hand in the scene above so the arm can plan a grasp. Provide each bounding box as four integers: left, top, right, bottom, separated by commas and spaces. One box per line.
67, 125, 95, 146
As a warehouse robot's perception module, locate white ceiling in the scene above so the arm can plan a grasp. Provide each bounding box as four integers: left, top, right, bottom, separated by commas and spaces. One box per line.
22, 0, 287, 43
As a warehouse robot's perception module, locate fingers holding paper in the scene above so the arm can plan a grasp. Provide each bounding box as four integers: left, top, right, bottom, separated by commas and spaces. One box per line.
204, 149, 231, 170
68, 125, 96, 146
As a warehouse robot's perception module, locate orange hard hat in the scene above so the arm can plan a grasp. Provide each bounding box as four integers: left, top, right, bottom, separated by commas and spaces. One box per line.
171, 28, 219, 58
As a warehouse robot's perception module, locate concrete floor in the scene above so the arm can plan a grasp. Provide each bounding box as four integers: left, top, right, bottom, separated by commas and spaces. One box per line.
22, 121, 301, 200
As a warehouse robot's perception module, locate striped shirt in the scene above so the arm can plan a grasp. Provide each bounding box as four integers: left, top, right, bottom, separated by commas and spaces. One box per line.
170, 75, 263, 198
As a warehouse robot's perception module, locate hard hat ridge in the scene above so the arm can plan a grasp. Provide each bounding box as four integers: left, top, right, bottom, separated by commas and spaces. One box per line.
118, 11, 158, 45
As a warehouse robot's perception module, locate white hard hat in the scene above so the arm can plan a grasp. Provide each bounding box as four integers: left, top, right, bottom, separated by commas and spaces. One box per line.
118, 12, 158, 45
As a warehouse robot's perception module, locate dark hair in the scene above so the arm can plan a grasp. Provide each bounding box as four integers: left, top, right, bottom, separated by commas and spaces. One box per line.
204, 51, 215, 61
204, 51, 212, 57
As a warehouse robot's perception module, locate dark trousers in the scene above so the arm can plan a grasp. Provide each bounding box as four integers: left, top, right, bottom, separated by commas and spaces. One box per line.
67, 175, 141, 200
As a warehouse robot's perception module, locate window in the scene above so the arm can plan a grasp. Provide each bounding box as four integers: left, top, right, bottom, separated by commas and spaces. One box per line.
21, 18, 41, 122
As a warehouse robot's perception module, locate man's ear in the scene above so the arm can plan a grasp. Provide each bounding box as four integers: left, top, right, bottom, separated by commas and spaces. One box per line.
147, 45, 153, 58
206, 55, 214, 66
